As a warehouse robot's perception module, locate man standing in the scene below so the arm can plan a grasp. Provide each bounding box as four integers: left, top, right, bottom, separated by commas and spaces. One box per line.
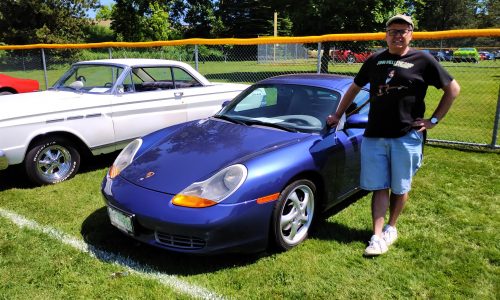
327, 14, 460, 256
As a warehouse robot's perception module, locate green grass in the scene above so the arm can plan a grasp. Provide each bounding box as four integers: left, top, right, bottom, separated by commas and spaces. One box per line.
0, 146, 498, 299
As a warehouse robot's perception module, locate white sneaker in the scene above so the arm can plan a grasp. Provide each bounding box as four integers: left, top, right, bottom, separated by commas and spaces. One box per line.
382, 225, 398, 246
364, 235, 388, 256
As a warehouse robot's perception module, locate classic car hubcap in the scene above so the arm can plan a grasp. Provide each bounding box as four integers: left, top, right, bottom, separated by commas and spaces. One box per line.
36, 145, 72, 181
279, 184, 314, 245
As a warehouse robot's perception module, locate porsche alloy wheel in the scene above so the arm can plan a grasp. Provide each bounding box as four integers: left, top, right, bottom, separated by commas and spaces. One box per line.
25, 137, 80, 185
272, 179, 316, 250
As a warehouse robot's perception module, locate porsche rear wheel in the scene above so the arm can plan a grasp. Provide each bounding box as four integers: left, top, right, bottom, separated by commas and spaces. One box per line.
25, 137, 80, 185
271, 179, 316, 250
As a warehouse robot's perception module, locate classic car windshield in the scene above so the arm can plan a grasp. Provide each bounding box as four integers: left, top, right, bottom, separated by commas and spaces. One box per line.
217, 84, 341, 133
55, 65, 126, 94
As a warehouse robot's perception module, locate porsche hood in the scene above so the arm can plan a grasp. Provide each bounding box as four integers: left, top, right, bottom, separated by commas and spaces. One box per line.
119, 119, 312, 194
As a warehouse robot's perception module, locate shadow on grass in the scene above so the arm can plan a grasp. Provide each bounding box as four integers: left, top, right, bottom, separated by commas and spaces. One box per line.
311, 221, 371, 244
0, 151, 119, 191
80, 192, 370, 275
81, 207, 266, 275
312, 192, 371, 243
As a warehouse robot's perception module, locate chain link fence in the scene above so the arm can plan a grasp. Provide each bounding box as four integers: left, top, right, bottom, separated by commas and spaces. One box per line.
0, 32, 499, 149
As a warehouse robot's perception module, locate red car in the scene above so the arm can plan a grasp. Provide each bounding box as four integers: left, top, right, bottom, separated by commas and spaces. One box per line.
0, 74, 39, 95
330, 49, 372, 63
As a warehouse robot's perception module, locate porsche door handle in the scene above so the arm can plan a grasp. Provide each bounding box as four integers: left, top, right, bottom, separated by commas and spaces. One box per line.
174, 92, 184, 98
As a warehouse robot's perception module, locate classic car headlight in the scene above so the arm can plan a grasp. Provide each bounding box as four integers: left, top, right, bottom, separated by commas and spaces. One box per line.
172, 164, 247, 208
108, 139, 142, 179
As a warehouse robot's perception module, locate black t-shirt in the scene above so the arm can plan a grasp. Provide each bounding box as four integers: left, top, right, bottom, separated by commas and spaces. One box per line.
354, 48, 453, 138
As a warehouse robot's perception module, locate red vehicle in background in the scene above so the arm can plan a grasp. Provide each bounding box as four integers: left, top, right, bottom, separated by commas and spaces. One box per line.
330, 49, 373, 63
0, 74, 39, 95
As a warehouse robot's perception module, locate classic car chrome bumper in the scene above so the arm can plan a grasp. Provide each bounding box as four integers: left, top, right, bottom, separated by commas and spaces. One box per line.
0, 150, 8, 170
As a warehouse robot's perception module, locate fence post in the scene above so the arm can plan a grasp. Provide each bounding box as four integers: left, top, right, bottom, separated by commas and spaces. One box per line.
316, 42, 322, 74
108, 48, 112, 59
491, 85, 500, 148
41, 49, 48, 90
194, 45, 199, 71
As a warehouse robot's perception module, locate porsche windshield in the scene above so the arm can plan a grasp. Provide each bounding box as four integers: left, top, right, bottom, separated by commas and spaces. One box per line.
218, 84, 341, 133
54, 64, 126, 94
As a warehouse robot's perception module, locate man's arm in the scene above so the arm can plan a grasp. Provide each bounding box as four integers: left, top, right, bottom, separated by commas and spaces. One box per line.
412, 79, 461, 131
326, 83, 362, 127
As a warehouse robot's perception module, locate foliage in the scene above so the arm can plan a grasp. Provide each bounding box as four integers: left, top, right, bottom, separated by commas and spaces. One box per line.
182, 0, 218, 38
265, 14, 293, 37
271, 0, 408, 72
143, 2, 172, 41
0, 0, 99, 44
95, 3, 113, 21
84, 24, 115, 43
217, 0, 275, 38
412, 0, 476, 30
111, 0, 177, 42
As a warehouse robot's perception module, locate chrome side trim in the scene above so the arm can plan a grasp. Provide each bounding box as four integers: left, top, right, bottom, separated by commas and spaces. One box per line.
89, 138, 136, 155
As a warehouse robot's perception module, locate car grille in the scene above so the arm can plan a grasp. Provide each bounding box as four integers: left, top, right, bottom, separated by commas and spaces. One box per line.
155, 232, 206, 249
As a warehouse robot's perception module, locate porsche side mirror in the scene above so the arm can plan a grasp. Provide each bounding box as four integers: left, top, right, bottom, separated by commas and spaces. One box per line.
345, 114, 368, 129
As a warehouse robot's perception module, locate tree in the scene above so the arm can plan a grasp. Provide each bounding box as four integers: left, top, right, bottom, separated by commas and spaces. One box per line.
476, 0, 500, 28
217, 0, 275, 37
95, 3, 113, 21
111, 0, 176, 41
0, 0, 99, 44
274, 0, 408, 72
412, 0, 477, 31
183, 0, 218, 38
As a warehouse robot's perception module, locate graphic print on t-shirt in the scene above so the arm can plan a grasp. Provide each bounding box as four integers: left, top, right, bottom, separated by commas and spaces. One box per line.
377, 67, 409, 96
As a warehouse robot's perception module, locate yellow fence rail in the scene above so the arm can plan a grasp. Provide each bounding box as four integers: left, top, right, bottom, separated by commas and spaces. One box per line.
0, 29, 499, 50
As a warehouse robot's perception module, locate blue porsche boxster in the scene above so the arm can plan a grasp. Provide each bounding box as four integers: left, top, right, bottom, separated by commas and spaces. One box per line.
101, 74, 370, 254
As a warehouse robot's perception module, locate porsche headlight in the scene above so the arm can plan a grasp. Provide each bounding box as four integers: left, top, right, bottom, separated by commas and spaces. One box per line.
108, 139, 142, 179
172, 164, 247, 208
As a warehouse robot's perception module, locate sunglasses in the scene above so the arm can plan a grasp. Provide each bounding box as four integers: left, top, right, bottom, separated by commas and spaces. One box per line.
386, 29, 413, 36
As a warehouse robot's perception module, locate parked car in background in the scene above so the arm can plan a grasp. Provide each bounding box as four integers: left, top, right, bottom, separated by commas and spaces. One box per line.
479, 51, 495, 60
330, 49, 372, 63
0, 58, 249, 185
0, 74, 39, 95
453, 47, 480, 63
102, 74, 371, 254
422, 49, 438, 60
426, 49, 454, 62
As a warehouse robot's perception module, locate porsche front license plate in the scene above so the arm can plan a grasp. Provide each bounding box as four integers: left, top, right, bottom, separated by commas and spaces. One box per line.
107, 206, 134, 235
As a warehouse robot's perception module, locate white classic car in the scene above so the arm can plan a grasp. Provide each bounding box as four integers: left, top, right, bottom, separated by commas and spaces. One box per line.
0, 59, 249, 185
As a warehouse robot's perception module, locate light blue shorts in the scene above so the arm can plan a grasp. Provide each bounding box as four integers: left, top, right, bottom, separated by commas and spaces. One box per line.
360, 130, 424, 195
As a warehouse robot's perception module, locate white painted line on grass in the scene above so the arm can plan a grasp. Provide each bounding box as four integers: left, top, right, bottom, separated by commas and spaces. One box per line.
0, 208, 224, 300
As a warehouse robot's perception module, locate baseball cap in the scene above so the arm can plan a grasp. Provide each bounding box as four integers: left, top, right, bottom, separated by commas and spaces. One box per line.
386, 14, 414, 28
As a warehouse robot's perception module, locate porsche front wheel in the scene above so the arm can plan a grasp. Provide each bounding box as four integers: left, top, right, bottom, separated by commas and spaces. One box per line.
25, 137, 80, 185
271, 179, 316, 250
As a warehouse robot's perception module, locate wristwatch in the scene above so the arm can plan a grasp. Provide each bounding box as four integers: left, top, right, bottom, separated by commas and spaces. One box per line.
430, 117, 439, 125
